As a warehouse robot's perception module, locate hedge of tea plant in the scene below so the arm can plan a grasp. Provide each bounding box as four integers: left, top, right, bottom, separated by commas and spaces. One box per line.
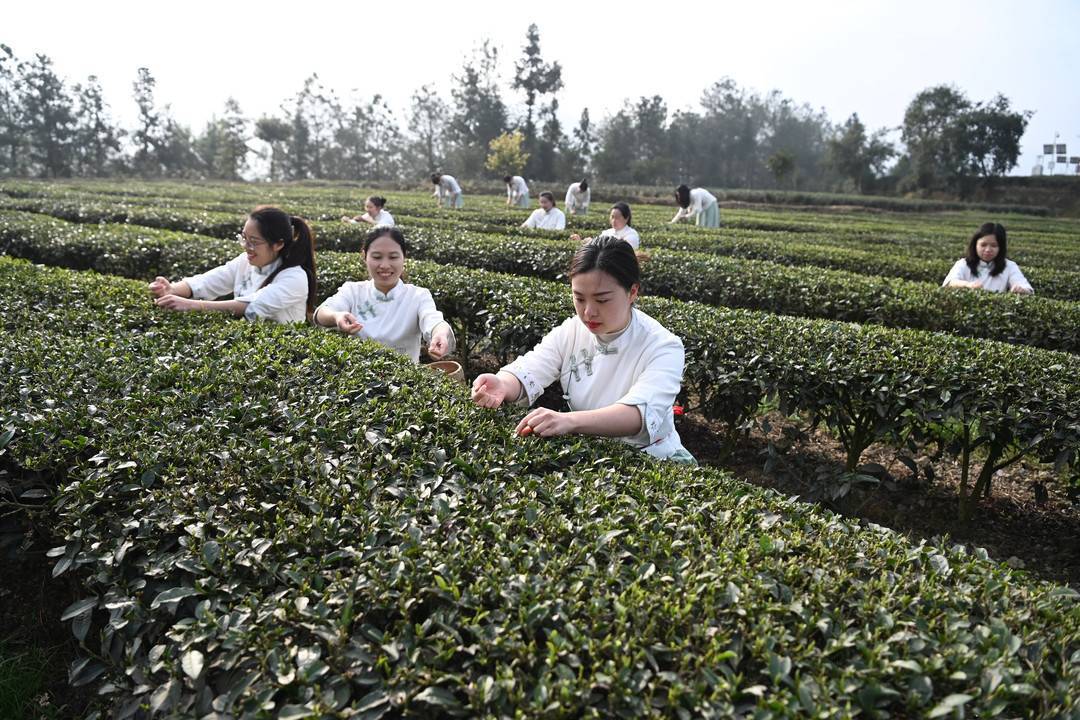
5, 208, 1080, 354
1, 256, 1079, 717
3, 213, 1080, 504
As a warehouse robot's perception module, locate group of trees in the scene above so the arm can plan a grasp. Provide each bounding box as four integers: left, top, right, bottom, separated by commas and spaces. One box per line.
0, 30, 1031, 195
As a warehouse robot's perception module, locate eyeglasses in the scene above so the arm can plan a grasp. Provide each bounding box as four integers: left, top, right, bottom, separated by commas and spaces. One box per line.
236, 233, 268, 251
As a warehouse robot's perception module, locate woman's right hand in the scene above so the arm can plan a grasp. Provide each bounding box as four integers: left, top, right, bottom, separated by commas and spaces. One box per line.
335, 312, 364, 334
471, 373, 507, 408
569, 233, 582, 243
148, 276, 173, 298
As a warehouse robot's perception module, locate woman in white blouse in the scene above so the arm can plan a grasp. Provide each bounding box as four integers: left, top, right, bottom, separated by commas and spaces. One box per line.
343, 195, 394, 227
671, 185, 720, 227
504, 175, 530, 208
149, 206, 317, 323
314, 226, 455, 363
942, 222, 1033, 294
570, 202, 641, 249
471, 236, 694, 463
521, 192, 567, 230
431, 173, 464, 209
565, 179, 590, 216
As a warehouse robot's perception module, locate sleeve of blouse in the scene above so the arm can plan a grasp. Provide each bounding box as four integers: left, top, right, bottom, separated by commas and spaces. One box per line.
415, 288, 454, 349
316, 282, 359, 316
565, 186, 574, 206
1007, 262, 1033, 293
502, 319, 571, 405
185, 254, 245, 300
614, 335, 684, 444
243, 267, 309, 322
942, 259, 967, 286
554, 211, 566, 230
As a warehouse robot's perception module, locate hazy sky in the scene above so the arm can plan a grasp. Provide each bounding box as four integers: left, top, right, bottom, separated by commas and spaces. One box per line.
6, 0, 1079, 177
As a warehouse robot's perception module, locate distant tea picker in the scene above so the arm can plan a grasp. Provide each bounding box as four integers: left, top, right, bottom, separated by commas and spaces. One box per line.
521, 191, 566, 230
671, 185, 720, 228
431, 173, 464, 209
342, 195, 394, 226
505, 174, 530, 208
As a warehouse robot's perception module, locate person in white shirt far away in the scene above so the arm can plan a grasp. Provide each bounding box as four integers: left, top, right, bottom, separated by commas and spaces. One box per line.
942, 222, 1033, 294
148, 205, 317, 323
670, 184, 720, 227
521, 191, 567, 230
343, 195, 395, 227
471, 236, 695, 463
570, 202, 640, 249
431, 173, 464, 209
314, 226, 455, 362
565, 179, 590, 215
504, 174, 530, 208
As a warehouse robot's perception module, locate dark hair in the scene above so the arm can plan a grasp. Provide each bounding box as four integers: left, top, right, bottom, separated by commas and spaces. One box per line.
675, 184, 691, 208
578, 179, 588, 192
539, 191, 555, 203
503, 175, 513, 184
610, 202, 632, 225
248, 206, 317, 318
568, 236, 640, 292
363, 226, 407, 255
430, 173, 441, 184
965, 222, 1007, 276
366, 195, 387, 209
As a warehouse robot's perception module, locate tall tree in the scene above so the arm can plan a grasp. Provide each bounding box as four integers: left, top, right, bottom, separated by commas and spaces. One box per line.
214, 97, 250, 179
0, 44, 27, 176
254, 116, 291, 181
71, 75, 124, 176
827, 113, 894, 193
131, 67, 164, 176
406, 84, 448, 175
901, 85, 971, 191
331, 94, 402, 181
449, 41, 508, 177
512, 24, 562, 177
19, 53, 75, 177
568, 108, 595, 176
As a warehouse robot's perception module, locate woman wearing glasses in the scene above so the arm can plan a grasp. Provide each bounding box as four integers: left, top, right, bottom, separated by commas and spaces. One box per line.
148, 206, 317, 323
470, 236, 694, 463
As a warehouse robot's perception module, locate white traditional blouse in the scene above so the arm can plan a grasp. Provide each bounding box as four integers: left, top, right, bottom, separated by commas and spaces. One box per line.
365, 209, 395, 227
502, 308, 689, 460
565, 183, 590, 213
673, 188, 718, 221
522, 207, 567, 230
184, 253, 309, 324
433, 175, 462, 200
506, 176, 529, 202
598, 225, 641, 249
942, 258, 1033, 293
316, 278, 455, 362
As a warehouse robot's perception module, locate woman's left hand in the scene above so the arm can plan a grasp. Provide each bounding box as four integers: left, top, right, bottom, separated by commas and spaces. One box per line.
428, 329, 451, 359
515, 407, 577, 438
1010, 285, 1033, 294
154, 295, 198, 312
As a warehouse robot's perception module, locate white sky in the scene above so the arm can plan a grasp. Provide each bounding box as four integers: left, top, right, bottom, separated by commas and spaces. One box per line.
6, 0, 1079, 177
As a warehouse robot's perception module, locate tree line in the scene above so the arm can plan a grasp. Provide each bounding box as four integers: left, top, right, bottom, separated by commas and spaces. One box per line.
0, 28, 1030, 196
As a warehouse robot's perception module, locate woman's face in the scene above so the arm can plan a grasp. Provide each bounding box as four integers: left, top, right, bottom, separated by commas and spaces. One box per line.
364, 199, 379, 217
975, 235, 1000, 263
366, 235, 405, 291
609, 208, 627, 230
539, 195, 554, 212
240, 217, 284, 269
571, 270, 637, 335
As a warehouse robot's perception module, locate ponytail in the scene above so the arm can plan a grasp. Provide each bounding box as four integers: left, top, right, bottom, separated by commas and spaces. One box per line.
249, 205, 318, 319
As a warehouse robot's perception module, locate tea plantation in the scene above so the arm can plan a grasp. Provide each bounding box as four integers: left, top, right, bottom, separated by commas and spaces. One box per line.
1, 180, 1078, 718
